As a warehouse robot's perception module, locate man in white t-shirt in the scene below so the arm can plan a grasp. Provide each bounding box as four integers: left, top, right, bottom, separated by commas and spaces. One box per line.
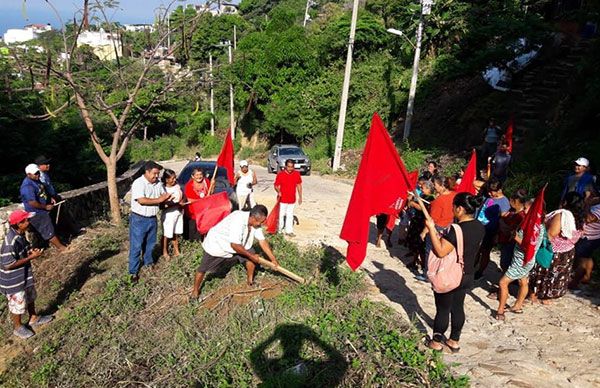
191, 205, 280, 300
128, 161, 171, 281
235, 160, 257, 210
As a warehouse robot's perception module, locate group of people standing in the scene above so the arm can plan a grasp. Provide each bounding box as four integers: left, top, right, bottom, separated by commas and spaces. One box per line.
388, 151, 600, 353
126, 159, 302, 299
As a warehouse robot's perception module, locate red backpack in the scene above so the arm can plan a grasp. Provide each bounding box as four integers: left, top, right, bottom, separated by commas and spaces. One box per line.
427, 224, 464, 293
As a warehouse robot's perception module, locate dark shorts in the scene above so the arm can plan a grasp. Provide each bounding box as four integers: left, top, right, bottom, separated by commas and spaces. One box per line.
196, 249, 254, 273
29, 212, 56, 241
575, 237, 600, 259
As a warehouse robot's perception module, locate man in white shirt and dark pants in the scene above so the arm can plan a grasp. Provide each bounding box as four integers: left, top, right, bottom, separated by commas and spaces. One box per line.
191, 205, 280, 300
129, 161, 171, 280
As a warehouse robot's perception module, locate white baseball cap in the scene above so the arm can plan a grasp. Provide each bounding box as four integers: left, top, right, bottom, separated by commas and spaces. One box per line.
25, 163, 40, 175
240, 160, 249, 167
574, 157, 590, 167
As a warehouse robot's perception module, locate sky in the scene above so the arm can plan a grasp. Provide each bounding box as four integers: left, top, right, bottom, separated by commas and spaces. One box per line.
0, 1, 231, 34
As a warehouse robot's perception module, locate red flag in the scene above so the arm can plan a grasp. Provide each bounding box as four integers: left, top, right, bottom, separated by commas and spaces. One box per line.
216, 130, 235, 185
340, 113, 412, 270
505, 116, 514, 154
455, 149, 477, 195
520, 185, 546, 265
188, 192, 232, 234
385, 170, 419, 230
266, 201, 280, 234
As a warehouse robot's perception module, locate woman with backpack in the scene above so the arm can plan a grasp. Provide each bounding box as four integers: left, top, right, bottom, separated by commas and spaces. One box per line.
423, 193, 485, 352
529, 192, 585, 304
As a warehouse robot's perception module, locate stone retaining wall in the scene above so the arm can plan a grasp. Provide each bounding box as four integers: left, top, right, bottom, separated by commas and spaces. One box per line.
0, 162, 145, 240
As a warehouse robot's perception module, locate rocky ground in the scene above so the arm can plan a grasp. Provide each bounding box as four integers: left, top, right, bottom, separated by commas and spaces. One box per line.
219, 162, 600, 388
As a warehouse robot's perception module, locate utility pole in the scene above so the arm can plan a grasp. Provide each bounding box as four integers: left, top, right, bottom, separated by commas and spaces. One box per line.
228, 40, 235, 140
403, 0, 431, 141
209, 53, 215, 136
303, 0, 311, 27
233, 25, 237, 50
332, 0, 360, 171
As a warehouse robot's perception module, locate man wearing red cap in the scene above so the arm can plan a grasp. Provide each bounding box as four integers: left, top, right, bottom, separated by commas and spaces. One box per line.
1, 210, 54, 339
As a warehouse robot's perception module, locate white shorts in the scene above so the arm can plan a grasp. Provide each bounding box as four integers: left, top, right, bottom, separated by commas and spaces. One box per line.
7, 286, 37, 315
162, 210, 183, 239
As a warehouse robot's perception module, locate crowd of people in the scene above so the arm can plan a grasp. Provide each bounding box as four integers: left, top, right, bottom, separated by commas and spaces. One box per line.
384, 146, 600, 352
2, 135, 598, 353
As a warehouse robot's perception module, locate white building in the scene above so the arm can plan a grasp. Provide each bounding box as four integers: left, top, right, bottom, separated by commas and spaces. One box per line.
194, 2, 238, 16
123, 24, 155, 33
3, 24, 52, 45
77, 29, 122, 61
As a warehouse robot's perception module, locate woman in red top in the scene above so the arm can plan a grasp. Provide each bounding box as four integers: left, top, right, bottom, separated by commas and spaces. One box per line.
416, 175, 456, 282
183, 168, 210, 240
429, 176, 457, 228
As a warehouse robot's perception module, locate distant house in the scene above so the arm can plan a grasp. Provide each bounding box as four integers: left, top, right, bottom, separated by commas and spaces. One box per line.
3, 24, 52, 45
194, 2, 239, 16
77, 29, 122, 61
123, 24, 155, 33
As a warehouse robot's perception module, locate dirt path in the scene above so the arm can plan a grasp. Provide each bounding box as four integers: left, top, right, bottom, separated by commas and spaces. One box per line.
241, 164, 600, 388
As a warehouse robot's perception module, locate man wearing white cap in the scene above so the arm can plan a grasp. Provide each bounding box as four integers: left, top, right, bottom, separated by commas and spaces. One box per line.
19, 164, 67, 252
235, 160, 257, 210
560, 157, 597, 203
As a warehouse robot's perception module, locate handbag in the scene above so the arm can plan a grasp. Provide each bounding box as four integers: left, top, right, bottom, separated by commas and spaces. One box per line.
427, 224, 464, 293
535, 228, 553, 269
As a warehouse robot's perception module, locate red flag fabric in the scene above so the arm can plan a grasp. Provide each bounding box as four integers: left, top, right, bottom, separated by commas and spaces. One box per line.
455, 149, 477, 195
266, 201, 280, 234
385, 170, 419, 230
340, 113, 412, 270
216, 130, 235, 185
505, 116, 514, 154
188, 192, 232, 234
520, 185, 546, 265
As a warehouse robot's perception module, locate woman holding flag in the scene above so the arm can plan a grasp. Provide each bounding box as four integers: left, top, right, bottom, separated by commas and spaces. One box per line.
529, 192, 585, 304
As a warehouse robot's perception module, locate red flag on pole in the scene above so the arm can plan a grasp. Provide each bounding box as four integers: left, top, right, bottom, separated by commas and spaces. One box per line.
189, 192, 232, 234
385, 169, 419, 231
520, 185, 546, 265
216, 129, 235, 185
505, 116, 514, 154
455, 149, 477, 195
340, 113, 412, 270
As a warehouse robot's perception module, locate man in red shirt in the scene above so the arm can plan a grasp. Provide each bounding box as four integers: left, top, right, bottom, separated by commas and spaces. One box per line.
274, 159, 303, 237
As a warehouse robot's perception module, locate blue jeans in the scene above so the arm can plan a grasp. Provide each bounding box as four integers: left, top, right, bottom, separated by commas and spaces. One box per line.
128, 213, 158, 275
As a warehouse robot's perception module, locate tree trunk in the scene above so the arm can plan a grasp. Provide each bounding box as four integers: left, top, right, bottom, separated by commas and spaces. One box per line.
106, 159, 122, 225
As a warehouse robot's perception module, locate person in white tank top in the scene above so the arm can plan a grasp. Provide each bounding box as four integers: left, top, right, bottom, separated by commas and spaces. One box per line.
235, 160, 257, 210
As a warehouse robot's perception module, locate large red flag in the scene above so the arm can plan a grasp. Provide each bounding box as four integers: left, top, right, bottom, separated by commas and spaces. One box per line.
505, 116, 514, 154
340, 113, 412, 270
189, 192, 232, 234
520, 185, 546, 265
216, 130, 235, 185
455, 149, 477, 195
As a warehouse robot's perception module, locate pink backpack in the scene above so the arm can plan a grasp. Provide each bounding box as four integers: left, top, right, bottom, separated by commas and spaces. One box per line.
427, 224, 464, 293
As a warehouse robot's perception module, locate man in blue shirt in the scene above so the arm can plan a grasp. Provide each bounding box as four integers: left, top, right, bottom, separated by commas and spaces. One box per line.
19, 164, 67, 252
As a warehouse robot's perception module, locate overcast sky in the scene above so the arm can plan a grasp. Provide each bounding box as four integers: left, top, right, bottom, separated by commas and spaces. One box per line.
0, 1, 234, 34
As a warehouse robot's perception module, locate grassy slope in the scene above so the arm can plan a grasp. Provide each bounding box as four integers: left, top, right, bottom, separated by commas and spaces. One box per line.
0, 224, 466, 387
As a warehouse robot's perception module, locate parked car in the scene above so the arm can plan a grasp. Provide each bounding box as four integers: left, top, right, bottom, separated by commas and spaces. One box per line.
177, 161, 239, 210
267, 144, 311, 175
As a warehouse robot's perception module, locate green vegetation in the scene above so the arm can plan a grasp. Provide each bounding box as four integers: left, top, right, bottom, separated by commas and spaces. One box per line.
0, 231, 465, 387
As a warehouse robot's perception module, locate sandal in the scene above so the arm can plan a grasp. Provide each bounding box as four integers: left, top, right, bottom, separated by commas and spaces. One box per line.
508, 308, 523, 314
494, 312, 505, 321
443, 339, 460, 353
486, 292, 498, 300
425, 337, 443, 352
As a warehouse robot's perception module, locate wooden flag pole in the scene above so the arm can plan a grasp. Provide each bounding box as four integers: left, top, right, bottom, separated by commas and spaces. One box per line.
257, 257, 305, 284
208, 163, 219, 195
